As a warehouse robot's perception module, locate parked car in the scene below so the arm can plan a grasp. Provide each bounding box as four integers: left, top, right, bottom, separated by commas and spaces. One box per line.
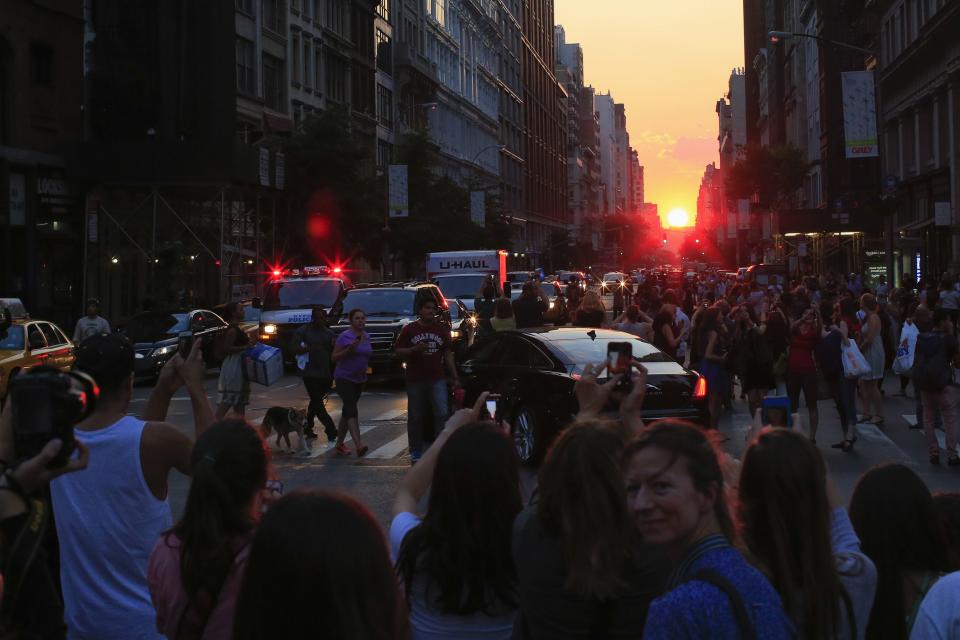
459, 327, 708, 464
121, 309, 228, 379
0, 318, 76, 398
331, 282, 453, 376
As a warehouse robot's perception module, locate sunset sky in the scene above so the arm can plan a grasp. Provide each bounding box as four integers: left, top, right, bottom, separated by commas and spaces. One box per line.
554, 1, 745, 227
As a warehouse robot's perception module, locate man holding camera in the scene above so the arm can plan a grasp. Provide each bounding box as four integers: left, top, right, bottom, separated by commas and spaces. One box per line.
47, 333, 212, 639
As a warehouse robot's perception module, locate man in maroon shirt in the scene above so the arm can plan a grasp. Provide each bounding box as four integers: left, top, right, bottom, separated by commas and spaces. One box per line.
395, 298, 459, 462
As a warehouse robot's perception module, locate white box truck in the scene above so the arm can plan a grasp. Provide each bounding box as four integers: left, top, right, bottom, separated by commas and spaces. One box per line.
426, 250, 508, 311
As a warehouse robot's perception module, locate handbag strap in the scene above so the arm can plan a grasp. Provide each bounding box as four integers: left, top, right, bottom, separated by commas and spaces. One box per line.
681, 569, 757, 640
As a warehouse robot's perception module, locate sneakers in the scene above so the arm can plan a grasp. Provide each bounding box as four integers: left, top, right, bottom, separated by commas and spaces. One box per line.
335, 443, 351, 456
357, 444, 369, 457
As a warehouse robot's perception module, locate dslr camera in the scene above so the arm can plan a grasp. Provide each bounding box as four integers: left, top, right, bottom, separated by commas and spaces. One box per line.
8, 368, 98, 468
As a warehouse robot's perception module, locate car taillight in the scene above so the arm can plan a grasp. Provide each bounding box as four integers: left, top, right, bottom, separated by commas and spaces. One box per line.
693, 376, 707, 398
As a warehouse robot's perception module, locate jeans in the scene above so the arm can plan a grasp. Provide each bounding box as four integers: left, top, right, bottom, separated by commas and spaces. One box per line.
303, 376, 337, 438
921, 386, 959, 459
826, 373, 858, 435
406, 380, 450, 457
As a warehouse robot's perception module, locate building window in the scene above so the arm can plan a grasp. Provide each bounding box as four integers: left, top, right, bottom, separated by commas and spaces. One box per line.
377, 84, 393, 126
377, 139, 393, 167
303, 39, 311, 89
292, 32, 301, 85
314, 48, 323, 91
263, 0, 284, 33
236, 0, 254, 15
262, 53, 285, 111
376, 29, 392, 73
327, 0, 346, 36
236, 38, 255, 95
376, 0, 391, 22
29, 44, 53, 86
326, 52, 347, 103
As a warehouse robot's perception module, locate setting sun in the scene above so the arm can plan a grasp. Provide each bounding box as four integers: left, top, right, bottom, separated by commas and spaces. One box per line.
667, 208, 692, 228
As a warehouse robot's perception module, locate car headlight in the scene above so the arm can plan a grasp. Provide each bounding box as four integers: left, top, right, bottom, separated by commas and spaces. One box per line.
153, 345, 176, 357
263, 324, 278, 335
450, 329, 462, 339
549, 301, 555, 309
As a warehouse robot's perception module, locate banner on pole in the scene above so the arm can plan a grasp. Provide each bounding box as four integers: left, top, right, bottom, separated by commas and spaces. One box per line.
841, 71, 879, 158
388, 165, 409, 218
470, 191, 485, 227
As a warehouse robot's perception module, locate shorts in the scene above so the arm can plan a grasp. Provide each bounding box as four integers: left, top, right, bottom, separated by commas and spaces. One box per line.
335, 379, 364, 419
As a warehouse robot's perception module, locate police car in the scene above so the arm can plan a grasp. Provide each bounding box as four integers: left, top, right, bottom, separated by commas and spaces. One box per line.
257, 266, 349, 362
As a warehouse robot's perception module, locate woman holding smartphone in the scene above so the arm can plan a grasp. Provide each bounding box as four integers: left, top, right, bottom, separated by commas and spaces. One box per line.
332, 309, 372, 456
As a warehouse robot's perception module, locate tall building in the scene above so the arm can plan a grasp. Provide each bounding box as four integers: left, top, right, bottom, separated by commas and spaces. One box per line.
522, 0, 567, 258
0, 0, 85, 324
717, 68, 747, 262
630, 152, 644, 213
555, 26, 601, 246
596, 91, 617, 215
614, 103, 631, 214
870, 0, 960, 281
497, 0, 525, 245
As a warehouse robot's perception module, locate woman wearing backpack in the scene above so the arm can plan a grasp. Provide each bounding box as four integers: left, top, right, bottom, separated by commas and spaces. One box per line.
914, 308, 960, 466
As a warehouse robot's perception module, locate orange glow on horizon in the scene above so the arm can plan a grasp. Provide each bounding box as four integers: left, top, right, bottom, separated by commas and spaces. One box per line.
555, 1, 743, 227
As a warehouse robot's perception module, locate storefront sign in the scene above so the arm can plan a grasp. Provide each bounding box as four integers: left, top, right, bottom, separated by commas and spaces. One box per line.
8, 173, 25, 226
934, 202, 952, 226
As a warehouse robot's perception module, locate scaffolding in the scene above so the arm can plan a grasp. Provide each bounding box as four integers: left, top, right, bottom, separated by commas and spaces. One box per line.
84, 184, 284, 320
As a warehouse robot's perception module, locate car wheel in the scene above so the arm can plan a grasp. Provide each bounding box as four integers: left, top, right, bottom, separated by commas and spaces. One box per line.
512, 407, 541, 465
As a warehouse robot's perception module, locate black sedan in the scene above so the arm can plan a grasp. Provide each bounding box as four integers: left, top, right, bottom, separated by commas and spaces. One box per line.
459, 327, 708, 464
122, 310, 227, 378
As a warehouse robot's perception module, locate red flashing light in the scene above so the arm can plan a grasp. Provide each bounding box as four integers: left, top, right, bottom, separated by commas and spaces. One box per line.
332, 266, 343, 274
215, 260, 221, 267
693, 376, 708, 399
272, 269, 282, 277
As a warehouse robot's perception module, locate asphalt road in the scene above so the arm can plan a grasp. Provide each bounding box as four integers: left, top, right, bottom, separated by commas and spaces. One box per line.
134, 365, 960, 535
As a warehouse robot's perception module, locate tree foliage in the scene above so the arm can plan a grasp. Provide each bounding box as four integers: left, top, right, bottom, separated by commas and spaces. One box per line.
725, 144, 809, 209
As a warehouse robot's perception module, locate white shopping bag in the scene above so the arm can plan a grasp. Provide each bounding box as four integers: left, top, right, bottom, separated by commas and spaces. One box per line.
892, 322, 919, 376
841, 340, 871, 379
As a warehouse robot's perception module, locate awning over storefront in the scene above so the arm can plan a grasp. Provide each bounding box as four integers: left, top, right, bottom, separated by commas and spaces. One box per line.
777, 208, 885, 235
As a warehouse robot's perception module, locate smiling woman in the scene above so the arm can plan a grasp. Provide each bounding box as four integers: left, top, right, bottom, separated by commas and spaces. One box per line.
667, 208, 691, 228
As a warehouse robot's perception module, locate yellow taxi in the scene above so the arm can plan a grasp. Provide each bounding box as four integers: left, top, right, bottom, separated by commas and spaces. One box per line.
0, 318, 77, 398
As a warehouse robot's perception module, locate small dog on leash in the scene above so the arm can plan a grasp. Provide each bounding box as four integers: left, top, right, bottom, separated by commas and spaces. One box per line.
260, 407, 312, 455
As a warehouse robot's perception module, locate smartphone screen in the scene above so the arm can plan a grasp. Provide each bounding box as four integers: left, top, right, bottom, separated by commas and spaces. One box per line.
485, 394, 500, 420
607, 342, 633, 392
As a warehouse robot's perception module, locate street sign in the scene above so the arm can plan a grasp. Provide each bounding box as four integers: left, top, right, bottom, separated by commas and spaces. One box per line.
388, 165, 409, 218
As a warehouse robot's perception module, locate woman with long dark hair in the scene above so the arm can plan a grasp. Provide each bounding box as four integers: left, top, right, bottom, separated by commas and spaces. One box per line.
490, 298, 516, 332
623, 420, 793, 640
392, 396, 521, 639
818, 300, 860, 451
332, 308, 372, 456
786, 302, 822, 442
738, 428, 876, 639
858, 294, 886, 425
849, 463, 950, 639
148, 420, 268, 640
731, 304, 775, 417
624, 421, 792, 639
234, 491, 408, 639
513, 421, 670, 639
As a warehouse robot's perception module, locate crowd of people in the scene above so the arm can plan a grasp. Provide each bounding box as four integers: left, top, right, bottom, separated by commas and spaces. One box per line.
4, 269, 960, 638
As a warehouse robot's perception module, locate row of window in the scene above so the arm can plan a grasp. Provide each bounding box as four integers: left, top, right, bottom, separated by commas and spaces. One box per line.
236, 0, 351, 38
881, 0, 949, 65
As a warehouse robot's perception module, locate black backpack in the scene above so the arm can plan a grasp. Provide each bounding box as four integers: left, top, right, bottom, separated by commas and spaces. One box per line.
915, 332, 951, 392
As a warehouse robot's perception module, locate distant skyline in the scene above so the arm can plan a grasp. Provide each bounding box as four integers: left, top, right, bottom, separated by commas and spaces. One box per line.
554, 0, 745, 226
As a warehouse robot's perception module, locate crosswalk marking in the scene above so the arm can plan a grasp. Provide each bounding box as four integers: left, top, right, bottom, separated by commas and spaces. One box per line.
365, 433, 410, 459
903, 414, 918, 427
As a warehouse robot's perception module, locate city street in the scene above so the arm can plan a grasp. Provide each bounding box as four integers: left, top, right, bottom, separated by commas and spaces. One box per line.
147, 368, 960, 533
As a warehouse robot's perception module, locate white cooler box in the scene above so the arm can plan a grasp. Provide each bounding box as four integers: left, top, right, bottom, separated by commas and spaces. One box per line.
243, 343, 283, 386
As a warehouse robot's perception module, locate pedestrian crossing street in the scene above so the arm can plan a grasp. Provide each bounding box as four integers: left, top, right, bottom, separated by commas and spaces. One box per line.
250, 407, 412, 463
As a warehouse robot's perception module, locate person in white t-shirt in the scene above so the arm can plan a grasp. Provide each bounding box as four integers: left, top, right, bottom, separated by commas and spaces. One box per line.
910, 571, 960, 639
72, 298, 111, 344
392, 395, 519, 640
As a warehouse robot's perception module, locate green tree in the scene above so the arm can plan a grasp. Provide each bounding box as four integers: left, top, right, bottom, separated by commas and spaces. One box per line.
725, 144, 808, 210
283, 108, 383, 266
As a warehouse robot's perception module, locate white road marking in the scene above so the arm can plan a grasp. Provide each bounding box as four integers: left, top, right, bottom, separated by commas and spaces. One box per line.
904, 414, 918, 427
372, 409, 406, 421
365, 433, 410, 459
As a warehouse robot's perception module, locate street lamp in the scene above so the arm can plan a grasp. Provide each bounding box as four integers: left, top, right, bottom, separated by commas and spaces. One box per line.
767, 30, 876, 55
470, 144, 507, 167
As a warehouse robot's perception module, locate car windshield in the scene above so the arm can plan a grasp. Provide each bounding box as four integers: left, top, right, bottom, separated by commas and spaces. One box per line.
552, 336, 676, 371
242, 305, 261, 323
433, 275, 488, 300
0, 326, 25, 350
340, 290, 415, 317
540, 284, 558, 298
506, 273, 530, 283
124, 313, 190, 342
264, 280, 342, 311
